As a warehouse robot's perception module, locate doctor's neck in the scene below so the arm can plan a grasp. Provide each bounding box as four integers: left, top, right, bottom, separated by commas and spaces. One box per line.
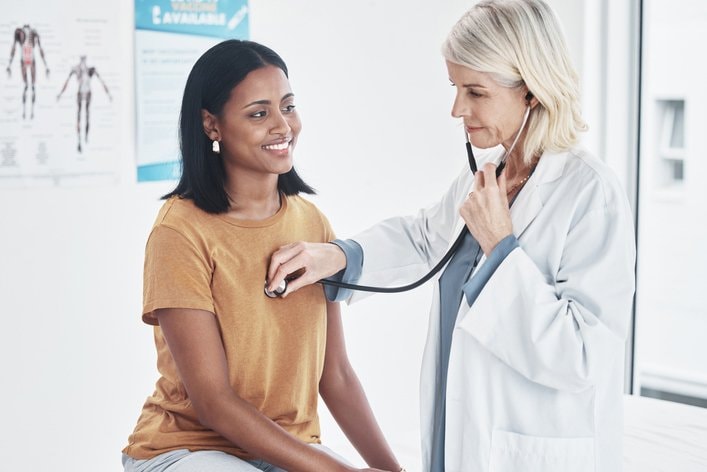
502, 148, 530, 179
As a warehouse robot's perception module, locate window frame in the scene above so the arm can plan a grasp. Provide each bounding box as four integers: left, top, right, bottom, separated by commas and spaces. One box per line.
583, 0, 643, 394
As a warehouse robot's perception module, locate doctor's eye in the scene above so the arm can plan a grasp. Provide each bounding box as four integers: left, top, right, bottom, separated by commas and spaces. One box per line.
250, 110, 267, 118
282, 104, 296, 113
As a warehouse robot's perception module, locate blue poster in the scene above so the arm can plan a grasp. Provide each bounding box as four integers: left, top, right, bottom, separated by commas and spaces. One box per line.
134, 0, 249, 182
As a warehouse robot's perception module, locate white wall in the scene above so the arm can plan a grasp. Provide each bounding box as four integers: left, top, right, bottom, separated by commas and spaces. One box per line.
0, 1, 593, 471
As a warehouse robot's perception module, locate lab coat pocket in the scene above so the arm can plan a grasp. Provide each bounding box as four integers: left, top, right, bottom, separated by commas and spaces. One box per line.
489, 430, 595, 472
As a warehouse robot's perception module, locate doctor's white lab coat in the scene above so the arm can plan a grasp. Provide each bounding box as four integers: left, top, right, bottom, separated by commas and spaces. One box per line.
348, 147, 636, 472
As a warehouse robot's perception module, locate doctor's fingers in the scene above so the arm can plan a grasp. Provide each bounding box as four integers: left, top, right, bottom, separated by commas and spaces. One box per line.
474, 168, 486, 189
480, 162, 500, 189
268, 254, 312, 297
267, 242, 302, 281
267, 242, 345, 295
462, 188, 503, 223
279, 265, 320, 296
497, 171, 508, 194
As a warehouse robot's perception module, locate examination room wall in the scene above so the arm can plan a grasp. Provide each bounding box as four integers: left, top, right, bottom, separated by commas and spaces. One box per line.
0, 1, 590, 471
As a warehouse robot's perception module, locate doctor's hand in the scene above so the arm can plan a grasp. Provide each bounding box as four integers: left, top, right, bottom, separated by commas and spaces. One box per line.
267, 242, 347, 297
461, 162, 513, 256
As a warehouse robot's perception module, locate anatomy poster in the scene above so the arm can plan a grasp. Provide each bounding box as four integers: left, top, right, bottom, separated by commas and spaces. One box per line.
135, 0, 249, 182
0, 1, 121, 187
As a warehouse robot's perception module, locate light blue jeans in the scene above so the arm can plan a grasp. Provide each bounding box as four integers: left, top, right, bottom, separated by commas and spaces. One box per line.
122, 444, 348, 472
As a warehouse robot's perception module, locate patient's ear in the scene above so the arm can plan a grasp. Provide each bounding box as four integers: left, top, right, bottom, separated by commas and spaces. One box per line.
201, 109, 220, 141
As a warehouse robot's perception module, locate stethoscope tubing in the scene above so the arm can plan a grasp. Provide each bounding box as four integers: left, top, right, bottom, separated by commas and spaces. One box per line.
265, 105, 531, 298
317, 227, 468, 293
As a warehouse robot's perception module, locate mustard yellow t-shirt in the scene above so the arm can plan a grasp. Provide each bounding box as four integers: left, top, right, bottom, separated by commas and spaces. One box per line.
123, 195, 334, 460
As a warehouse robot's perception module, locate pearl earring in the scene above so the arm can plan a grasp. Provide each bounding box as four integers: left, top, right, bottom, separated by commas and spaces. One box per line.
212, 140, 221, 154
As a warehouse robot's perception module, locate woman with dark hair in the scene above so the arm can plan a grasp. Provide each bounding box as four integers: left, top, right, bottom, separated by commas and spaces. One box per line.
121, 40, 402, 472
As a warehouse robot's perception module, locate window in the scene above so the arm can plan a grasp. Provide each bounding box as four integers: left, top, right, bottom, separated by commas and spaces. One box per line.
634, 0, 707, 408
656, 99, 685, 188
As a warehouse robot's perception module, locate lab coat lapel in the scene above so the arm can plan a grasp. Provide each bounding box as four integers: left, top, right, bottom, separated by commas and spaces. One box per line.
509, 181, 542, 239
511, 150, 566, 238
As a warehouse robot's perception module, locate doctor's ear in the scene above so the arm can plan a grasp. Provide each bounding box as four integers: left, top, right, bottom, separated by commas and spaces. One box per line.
524, 90, 539, 109
201, 109, 220, 141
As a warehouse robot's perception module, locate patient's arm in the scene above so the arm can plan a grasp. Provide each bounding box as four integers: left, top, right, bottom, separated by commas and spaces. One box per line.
319, 301, 402, 472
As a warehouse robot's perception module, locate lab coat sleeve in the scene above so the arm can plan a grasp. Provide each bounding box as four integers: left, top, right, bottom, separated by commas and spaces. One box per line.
459, 199, 636, 393
348, 166, 472, 303
462, 234, 519, 305
323, 239, 364, 302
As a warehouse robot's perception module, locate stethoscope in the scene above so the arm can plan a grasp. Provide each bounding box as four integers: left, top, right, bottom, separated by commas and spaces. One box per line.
265, 101, 532, 298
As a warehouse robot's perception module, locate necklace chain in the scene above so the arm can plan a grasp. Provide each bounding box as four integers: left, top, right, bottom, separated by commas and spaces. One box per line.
505, 160, 539, 196
506, 173, 531, 195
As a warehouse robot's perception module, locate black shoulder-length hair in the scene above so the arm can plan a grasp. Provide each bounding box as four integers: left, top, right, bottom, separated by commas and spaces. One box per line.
163, 39, 315, 213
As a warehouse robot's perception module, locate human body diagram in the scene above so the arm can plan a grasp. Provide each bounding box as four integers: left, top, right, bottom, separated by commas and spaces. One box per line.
6, 24, 50, 120
57, 56, 112, 153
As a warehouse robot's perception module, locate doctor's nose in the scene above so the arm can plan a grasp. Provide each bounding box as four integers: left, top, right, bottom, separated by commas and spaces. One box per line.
450, 95, 471, 119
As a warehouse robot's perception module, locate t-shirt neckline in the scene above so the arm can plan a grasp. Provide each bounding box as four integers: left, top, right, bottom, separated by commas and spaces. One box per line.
216, 193, 289, 228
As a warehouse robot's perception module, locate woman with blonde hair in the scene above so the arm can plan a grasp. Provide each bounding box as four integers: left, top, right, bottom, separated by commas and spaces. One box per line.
267, 1, 635, 471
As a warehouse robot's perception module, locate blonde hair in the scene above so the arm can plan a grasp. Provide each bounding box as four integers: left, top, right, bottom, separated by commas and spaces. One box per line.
442, 0, 587, 163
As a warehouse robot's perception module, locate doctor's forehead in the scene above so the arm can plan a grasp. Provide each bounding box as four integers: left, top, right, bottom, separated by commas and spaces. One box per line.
446, 62, 493, 86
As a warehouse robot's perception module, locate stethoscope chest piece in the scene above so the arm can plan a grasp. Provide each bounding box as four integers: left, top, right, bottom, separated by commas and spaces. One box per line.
264, 279, 287, 298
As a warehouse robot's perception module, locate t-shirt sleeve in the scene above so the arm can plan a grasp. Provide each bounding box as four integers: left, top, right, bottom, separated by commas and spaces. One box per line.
317, 208, 336, 242
142, 224, 214, 325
